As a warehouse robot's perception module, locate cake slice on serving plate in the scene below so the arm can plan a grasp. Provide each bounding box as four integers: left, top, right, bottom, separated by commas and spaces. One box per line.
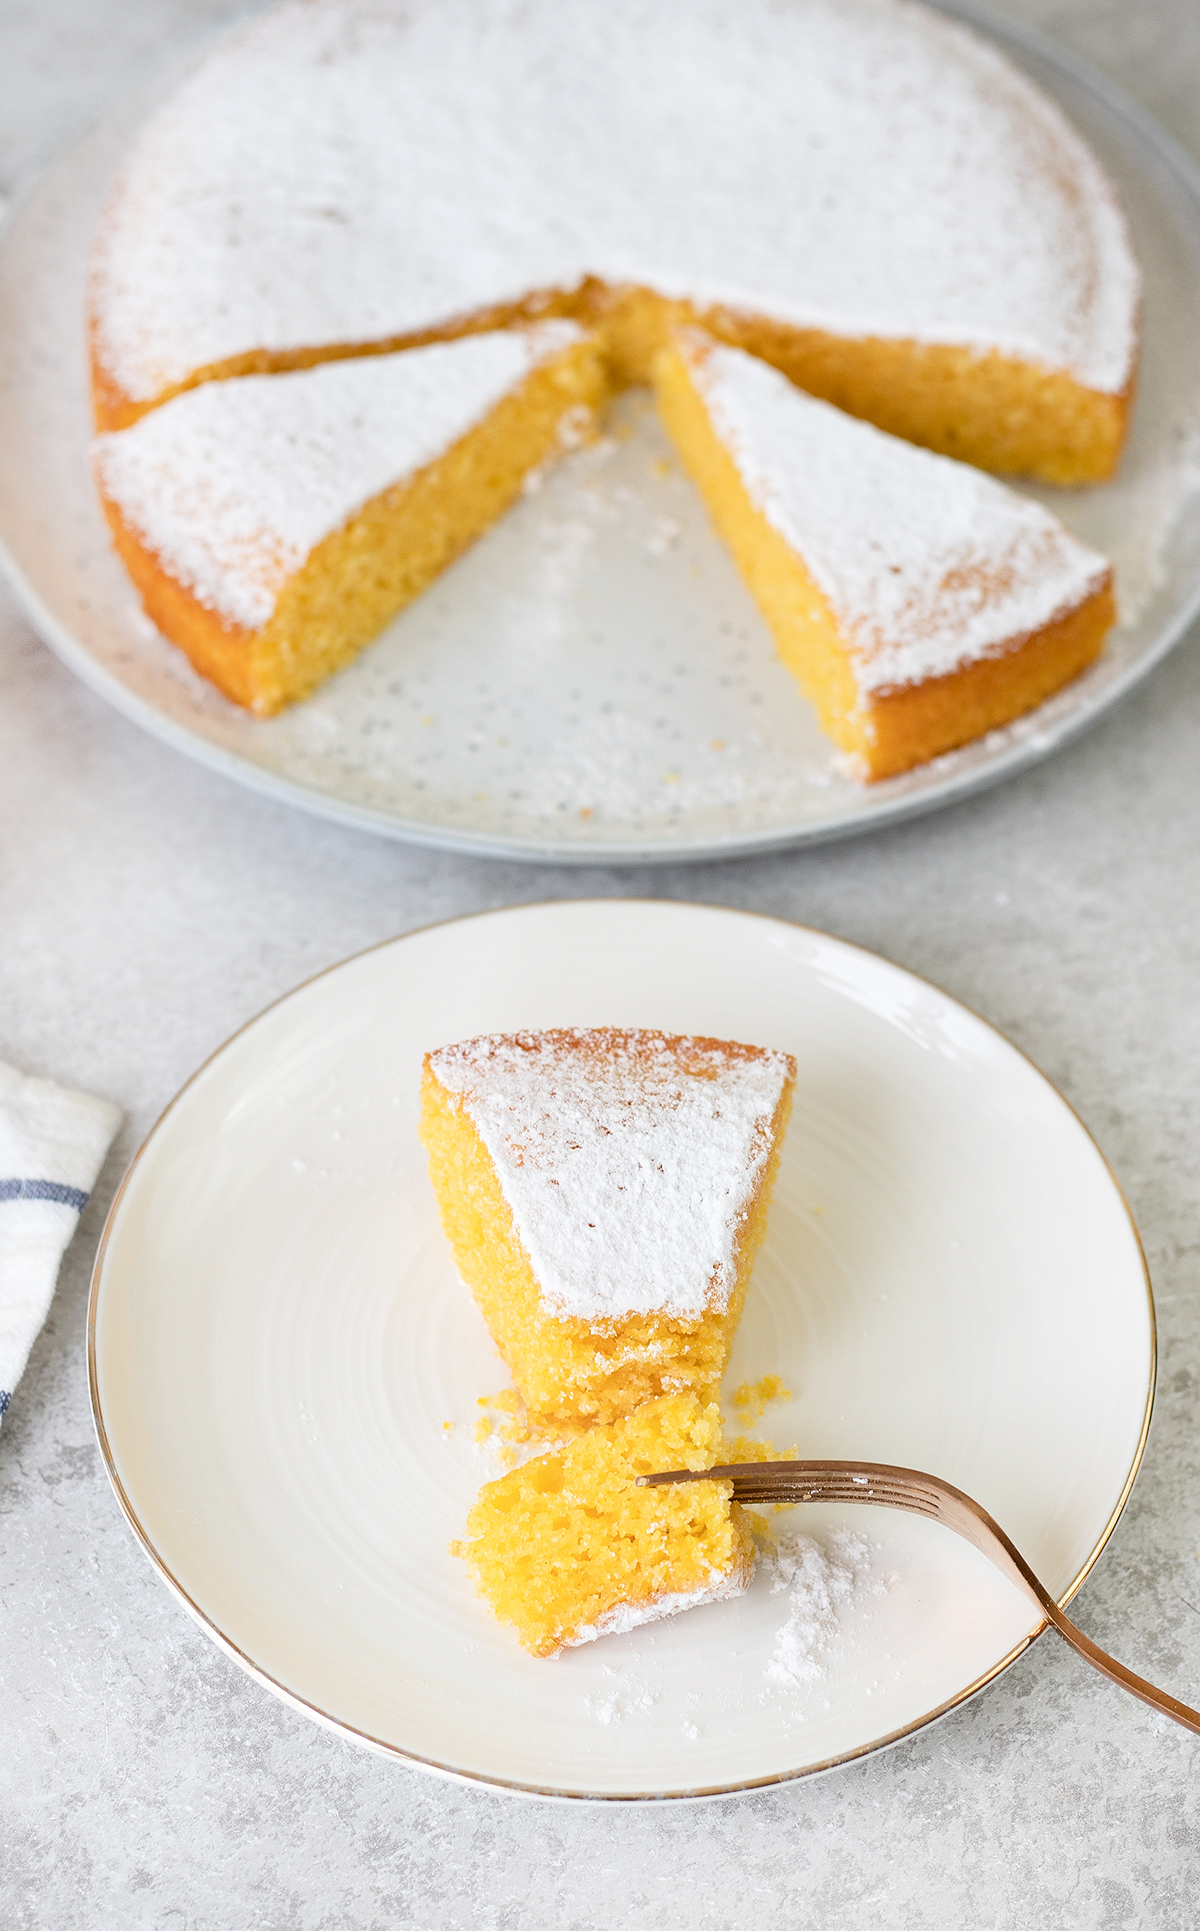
653, 329, 1116, 781
453, 1393, 758, 1656
92, 322, 606, 716
420, 1027, 795, 1436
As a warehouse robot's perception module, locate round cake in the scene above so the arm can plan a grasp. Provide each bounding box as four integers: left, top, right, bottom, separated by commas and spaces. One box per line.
88, 0, 1139, 485
87, 0, 1138, 771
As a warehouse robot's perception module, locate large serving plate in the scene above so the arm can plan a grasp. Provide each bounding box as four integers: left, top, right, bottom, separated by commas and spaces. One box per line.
88, 901, 1153, 1800
3, 7, 1200, 863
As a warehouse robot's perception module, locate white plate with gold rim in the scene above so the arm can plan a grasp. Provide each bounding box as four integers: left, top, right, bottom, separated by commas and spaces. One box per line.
88, 900, 1153, 1801
4, 6, 1200, 864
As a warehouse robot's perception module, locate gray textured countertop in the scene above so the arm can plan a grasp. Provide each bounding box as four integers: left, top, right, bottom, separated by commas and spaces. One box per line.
4, 3, 1200, 1924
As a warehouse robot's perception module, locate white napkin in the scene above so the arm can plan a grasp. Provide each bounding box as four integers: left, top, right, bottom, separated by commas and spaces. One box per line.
0, 1060, 122, 1427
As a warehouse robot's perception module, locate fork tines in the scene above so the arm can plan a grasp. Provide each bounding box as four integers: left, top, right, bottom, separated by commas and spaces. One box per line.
637, 1461, 944, 1518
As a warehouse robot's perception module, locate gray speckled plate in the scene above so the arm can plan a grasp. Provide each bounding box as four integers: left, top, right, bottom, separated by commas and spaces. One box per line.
2, 5, 1200, 864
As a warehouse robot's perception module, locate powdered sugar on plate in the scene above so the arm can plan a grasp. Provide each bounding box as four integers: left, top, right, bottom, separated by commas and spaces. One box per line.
583, 1667, 662, 1726
760, 1525, 892, 1691
570, 1521, 899, 1730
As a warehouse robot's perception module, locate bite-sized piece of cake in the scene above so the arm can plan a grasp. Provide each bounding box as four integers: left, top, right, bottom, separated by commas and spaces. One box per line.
654, 331, 1116, 781
88, 0, 1138, 482
454, 1393, 756, 1656
420, 1028, 795, 1435
91, 322, 605, 715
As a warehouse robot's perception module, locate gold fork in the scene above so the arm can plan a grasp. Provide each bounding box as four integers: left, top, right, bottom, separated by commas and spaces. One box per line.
637, 1458, 1200, 1735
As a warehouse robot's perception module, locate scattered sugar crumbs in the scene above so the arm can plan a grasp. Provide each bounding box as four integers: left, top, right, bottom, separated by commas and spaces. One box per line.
583, 1665, 662, 1727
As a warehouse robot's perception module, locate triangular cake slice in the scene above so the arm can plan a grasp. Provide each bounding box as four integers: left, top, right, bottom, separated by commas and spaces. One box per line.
420, 1027, 796, 1434
654, 330, 1116, 780
92, 322, 606, 715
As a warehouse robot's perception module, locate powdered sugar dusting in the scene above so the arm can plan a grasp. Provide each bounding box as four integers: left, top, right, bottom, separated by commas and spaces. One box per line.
688, 338, 1112, 694
92, 323, 584, 630
582, 1668, 662, 1724
569, 1569, 750, 1648
428, 1027, 794, 1322
89, 0, 1138, 408
761, 1526, 889, 1689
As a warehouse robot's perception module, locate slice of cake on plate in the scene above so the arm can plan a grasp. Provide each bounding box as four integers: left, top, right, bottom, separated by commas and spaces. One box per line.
92, 322, 605, 715
453, 1393, 756, 1655
420, 1027, 795, 1435
653, 329, 1116, 780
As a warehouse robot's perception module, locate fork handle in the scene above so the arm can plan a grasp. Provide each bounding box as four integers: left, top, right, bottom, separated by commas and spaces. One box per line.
1037, 1601, 1200, 1735
929, 1507, 1200, 1732
928, 1480, 1200, 1735
648, 1462, 1200, 1736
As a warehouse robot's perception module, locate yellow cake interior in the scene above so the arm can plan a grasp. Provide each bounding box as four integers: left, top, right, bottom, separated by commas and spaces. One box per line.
453, 1392, 757, 1656
100, 327, 608, 716
95, 281, 1130, 488
651, 329, 1115, 782
419, 1050, 794, 1436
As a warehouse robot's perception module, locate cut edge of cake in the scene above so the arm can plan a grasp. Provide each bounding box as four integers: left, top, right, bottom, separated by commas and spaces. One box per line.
653, 327, 1116, 781
92, 321, 608, 716
91, 282, 1135, 488
85, 0, 1140, 486
451, 1392, 758, 1657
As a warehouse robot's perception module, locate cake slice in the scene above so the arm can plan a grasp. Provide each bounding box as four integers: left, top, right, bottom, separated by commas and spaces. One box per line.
92, 322, 606, 715
420, 1027, 795, 1435
453, 1393, 755, 1655
654, 330, 1116, 780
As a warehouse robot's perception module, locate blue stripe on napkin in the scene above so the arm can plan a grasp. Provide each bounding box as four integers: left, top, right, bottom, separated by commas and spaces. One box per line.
0, 1177, 89, 1211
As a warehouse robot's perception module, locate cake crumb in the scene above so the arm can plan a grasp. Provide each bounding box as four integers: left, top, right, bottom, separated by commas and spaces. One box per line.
477, 1386, 536, 1444
732, 1373, 792, 1422
469, 1389, 565, 1479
